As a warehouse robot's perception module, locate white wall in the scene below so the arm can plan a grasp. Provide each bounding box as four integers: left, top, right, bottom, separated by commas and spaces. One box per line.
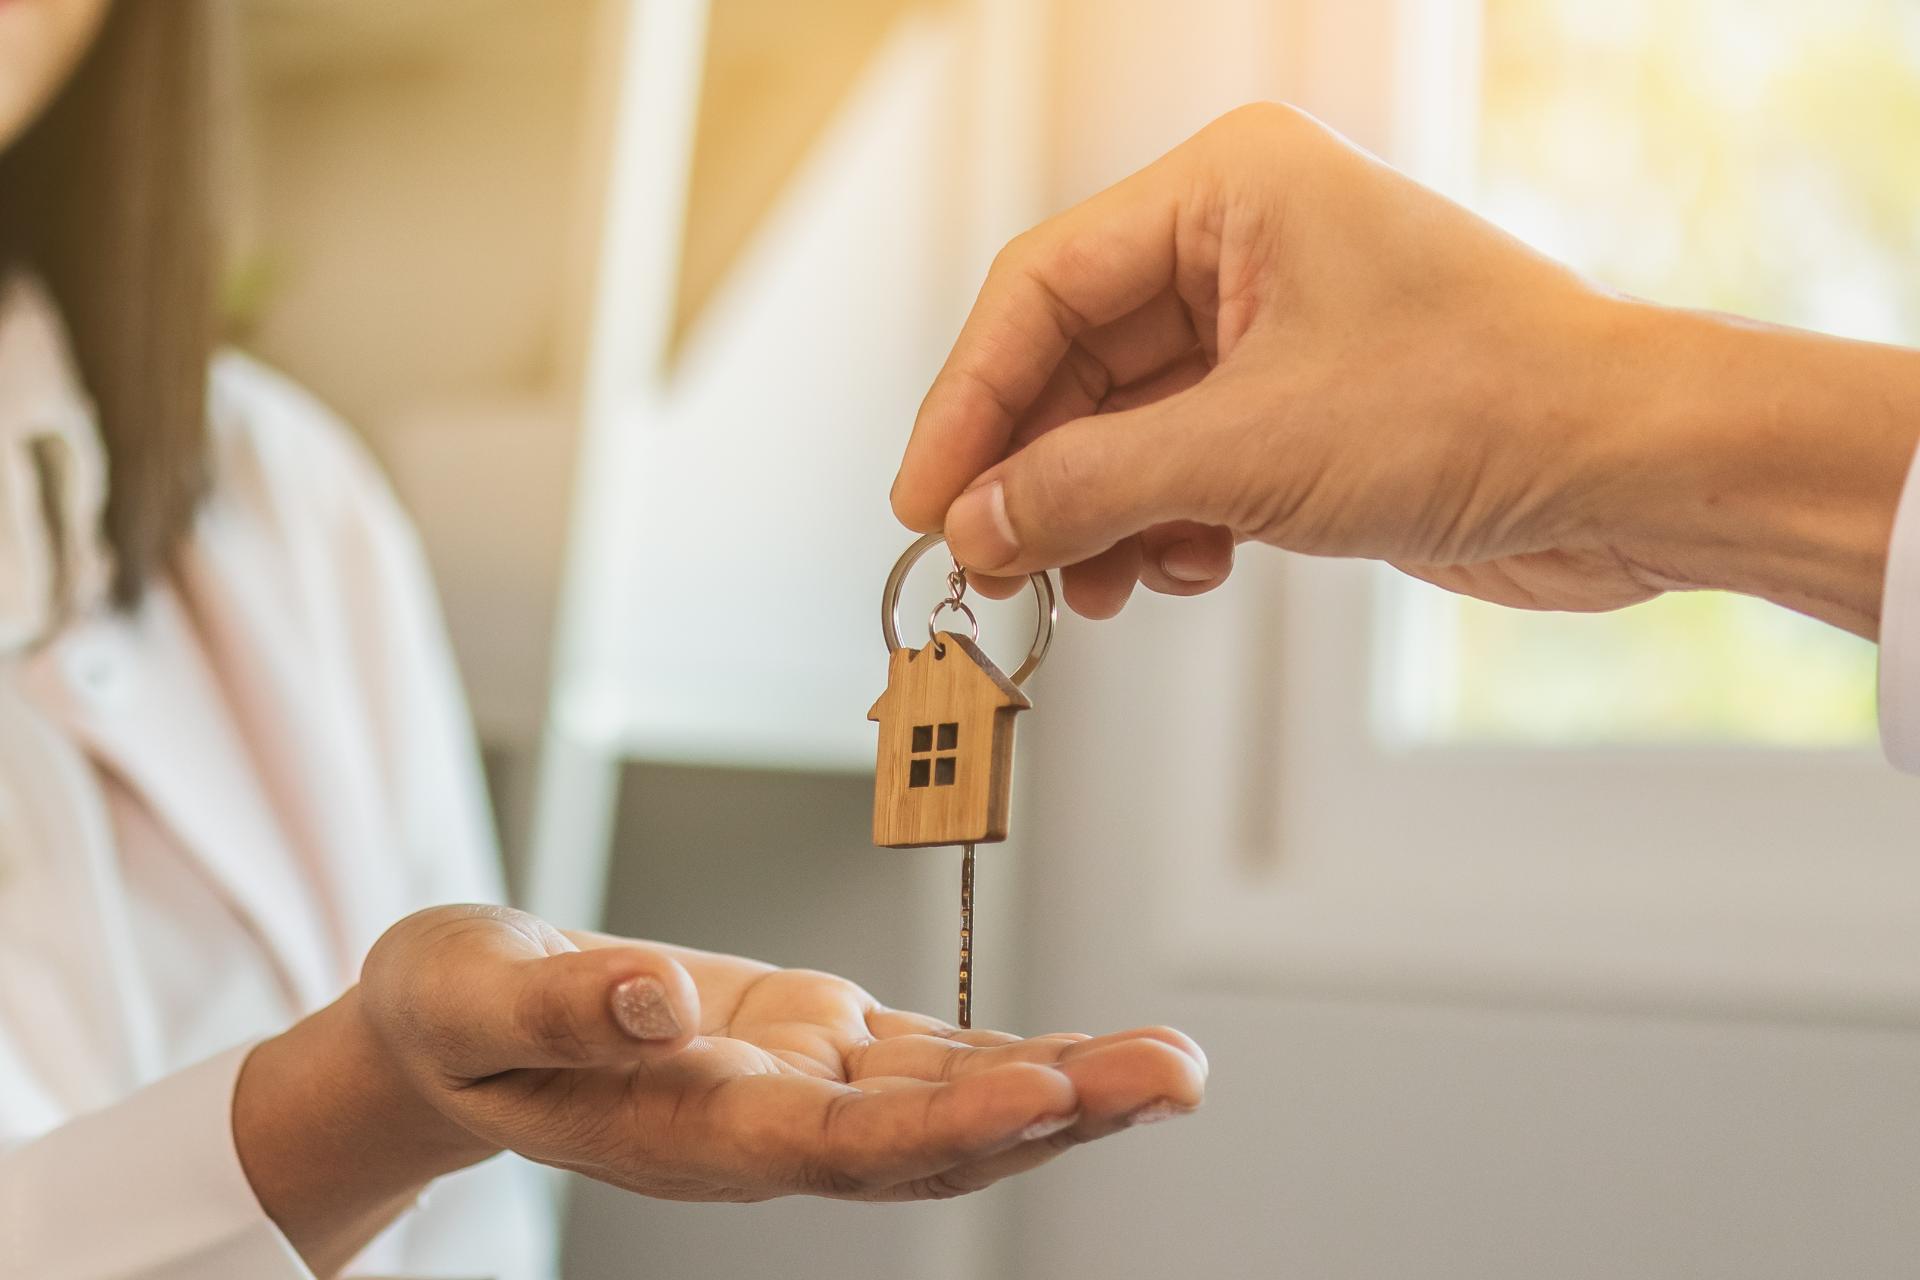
999, 597, 1920, 1279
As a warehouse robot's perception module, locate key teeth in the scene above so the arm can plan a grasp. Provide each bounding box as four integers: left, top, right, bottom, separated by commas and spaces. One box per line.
958, 842, 977, 1030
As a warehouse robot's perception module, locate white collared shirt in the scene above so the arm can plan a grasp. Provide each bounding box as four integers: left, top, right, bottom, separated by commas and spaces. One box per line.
0, 276, 552, 1279
0, 277, 110, 652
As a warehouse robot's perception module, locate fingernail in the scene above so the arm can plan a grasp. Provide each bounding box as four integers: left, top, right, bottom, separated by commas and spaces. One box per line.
948, 480, 1019, 570
1127, 1101, 1185, 1127
1160, 540, 1215, 583
1020, 1112, 1079, 1142
612, 976, 682, 1041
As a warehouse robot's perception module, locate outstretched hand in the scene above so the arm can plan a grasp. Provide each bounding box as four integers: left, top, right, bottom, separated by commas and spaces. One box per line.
357, 906, 1206, 1204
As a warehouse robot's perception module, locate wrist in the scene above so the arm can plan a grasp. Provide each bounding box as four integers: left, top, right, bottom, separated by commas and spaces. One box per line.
1568, 297, 1920, 637
233, 987, 497, 1272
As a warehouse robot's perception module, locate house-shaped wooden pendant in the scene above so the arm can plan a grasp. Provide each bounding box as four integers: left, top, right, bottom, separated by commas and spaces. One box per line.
868, 631, 1031, 848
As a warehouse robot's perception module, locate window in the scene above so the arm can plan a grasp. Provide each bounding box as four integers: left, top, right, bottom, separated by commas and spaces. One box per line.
1148, 0, 1920, 1019
1386, 0, 1915, 746
908, 721, 959, 787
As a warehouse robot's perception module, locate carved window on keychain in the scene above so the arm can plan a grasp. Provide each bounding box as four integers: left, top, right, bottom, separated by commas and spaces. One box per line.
907, 723, 960, 788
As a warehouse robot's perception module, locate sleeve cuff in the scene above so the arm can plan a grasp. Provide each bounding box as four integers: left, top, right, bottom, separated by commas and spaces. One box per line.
1879, 437, 1920, 772
3, 1043, 314, 1280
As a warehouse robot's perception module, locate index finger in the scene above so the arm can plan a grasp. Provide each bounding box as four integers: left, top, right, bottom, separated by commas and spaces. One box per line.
890, 157, 1186, 532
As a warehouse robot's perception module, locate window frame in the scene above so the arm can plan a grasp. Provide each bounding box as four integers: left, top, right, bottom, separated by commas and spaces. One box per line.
908, 720, 961, 788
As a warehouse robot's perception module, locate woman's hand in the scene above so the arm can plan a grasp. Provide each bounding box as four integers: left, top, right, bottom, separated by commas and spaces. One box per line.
893, 103, 1920, 637
236, 906, 1206, 1274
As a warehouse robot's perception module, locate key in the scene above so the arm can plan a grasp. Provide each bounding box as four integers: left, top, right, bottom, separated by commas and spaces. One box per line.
958, 843, 975, 1028
872, 534, 1055, 1028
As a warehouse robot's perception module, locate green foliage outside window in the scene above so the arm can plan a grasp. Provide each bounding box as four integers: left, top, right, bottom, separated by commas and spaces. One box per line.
1427, 0, 1917, 744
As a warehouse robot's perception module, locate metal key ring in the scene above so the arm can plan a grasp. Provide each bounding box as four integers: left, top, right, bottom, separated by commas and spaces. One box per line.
927, 597, 980, 645
881, 531, 1056, 686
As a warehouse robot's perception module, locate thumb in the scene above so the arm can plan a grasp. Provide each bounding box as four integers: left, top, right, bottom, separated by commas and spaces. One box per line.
493, 945, 701, 1073
941, 391, 1219, 577
371, 905, 700, 1078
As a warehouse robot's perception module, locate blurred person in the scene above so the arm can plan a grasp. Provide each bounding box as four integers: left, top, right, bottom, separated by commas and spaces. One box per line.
0, 5, 1207, 1278
897, 103, 1920, 769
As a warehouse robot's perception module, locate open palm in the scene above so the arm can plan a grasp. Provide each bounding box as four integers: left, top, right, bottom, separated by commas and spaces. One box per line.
361, 906, 1207, 1204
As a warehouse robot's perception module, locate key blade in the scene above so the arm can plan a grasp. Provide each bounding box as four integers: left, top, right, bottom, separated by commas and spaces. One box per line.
958, 843, 975, 1029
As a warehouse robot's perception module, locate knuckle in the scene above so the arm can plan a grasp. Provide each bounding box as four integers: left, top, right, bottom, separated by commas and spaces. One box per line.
1060, 341, 1111, 408
1023, 245, 1095, 335
988, 229, 1037, 279
516, 981, 593, 1063
1190, 102, 1321, 184
1211, 99, 1306, 141
805, 1091, 880, 1198
1025, 437, 1096, 531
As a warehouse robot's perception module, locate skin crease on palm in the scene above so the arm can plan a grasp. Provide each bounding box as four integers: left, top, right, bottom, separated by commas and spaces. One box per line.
1, 6, 1209, 1276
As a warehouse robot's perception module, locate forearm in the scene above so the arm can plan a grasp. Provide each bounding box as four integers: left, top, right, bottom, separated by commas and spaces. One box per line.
233, 987, 496, 1277
1582, 299, 1920, 638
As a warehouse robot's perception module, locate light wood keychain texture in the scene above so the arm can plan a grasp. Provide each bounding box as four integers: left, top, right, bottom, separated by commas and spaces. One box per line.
869, 532, 1056, 1027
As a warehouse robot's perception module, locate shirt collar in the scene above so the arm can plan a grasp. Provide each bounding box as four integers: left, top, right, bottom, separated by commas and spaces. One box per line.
0, 273, 113, 654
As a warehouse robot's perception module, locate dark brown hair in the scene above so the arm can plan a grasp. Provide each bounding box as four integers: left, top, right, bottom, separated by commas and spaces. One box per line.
0, 1, 216, 604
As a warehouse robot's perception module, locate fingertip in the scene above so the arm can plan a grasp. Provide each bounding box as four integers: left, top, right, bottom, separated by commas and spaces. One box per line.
601, 951, 699, 1056
1160, 538, 1230, 584
888, 473, 946, 536
1125, 1099, 1199, 1128
1019, 1110, 1081, 1143
1062, 542, 1142, 619
1063, 580, 1134, 620
966, 571, 1027, 600
1139, 524, 1235, 596
1117, 1025, 1210, 1077
1056, 1038, 1208, 1115
609, 976, 691, 1053
946, 479, 1020, 573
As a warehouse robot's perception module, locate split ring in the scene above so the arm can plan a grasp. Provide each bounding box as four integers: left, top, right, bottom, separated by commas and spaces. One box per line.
880, 531, 1055, 685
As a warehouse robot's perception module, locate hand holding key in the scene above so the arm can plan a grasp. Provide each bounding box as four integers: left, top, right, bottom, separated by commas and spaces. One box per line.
894, 102, 1920, 640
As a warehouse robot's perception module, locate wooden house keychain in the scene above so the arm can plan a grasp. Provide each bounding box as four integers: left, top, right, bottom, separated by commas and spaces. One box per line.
868, 531, 1056, 1028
